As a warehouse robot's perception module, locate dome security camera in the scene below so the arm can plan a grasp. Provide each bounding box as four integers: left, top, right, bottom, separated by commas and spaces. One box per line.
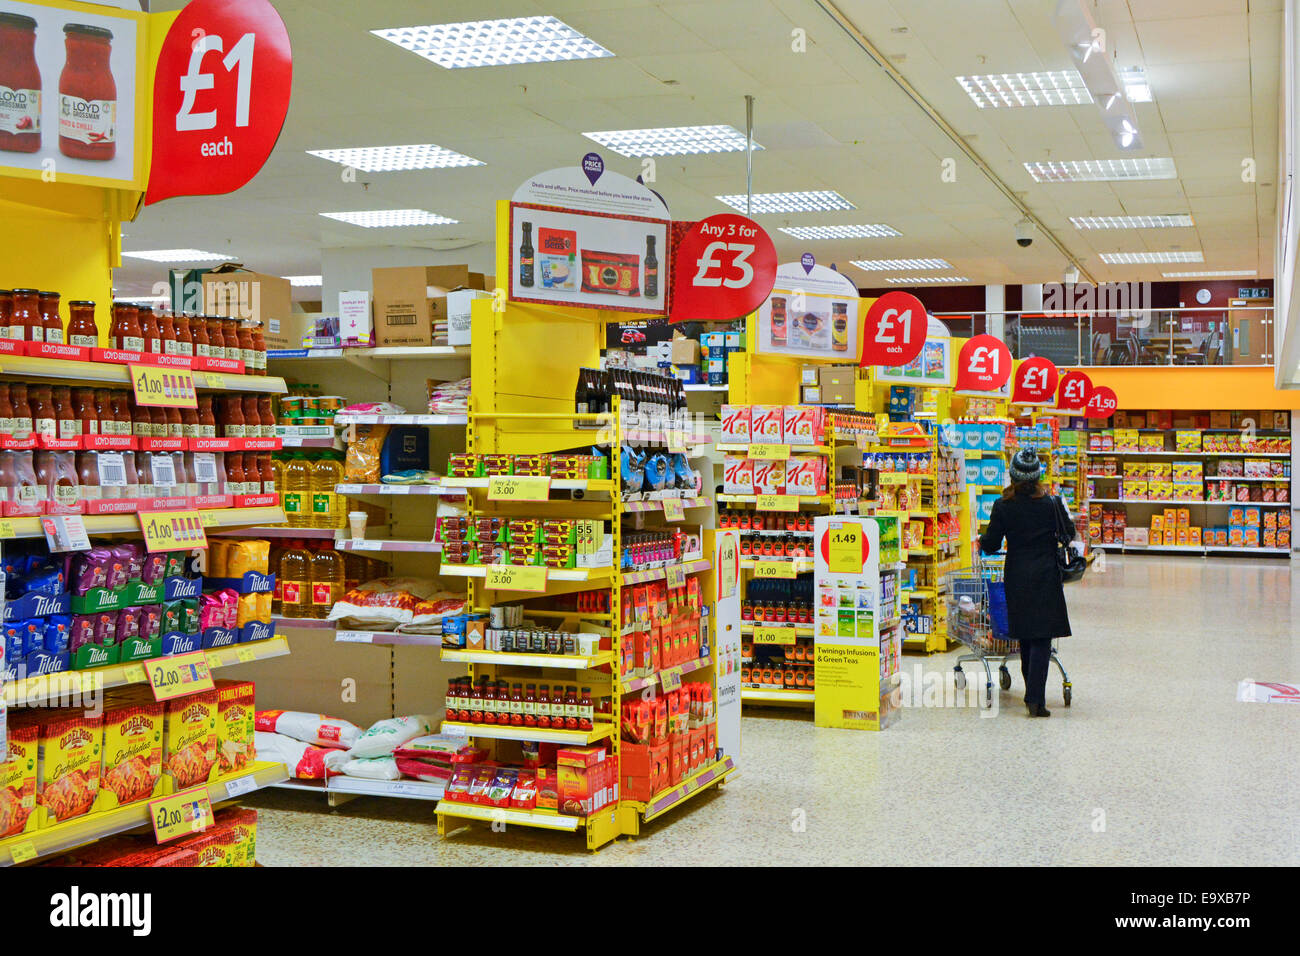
1015, 219, 1034, 248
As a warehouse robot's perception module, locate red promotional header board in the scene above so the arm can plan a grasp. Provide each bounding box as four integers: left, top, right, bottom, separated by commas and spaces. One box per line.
1012, 356, 1059, 405
955, 334, 1012, 392
146, 0, 292, 204
670, 214, 777, 322
1055, 370, 1093, 413
1085, 385, 1118, 419
859, 291, 927, 367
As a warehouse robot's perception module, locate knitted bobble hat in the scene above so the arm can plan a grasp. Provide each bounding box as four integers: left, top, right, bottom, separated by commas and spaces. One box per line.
1009, 448, 1042, 483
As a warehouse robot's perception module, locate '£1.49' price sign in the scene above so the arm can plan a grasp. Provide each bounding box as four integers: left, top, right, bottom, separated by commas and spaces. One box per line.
147, 0, 293, 205
670, 214, 777, 322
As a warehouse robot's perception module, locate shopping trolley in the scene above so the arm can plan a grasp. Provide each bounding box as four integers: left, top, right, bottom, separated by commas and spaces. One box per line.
943, 561, 1072, 709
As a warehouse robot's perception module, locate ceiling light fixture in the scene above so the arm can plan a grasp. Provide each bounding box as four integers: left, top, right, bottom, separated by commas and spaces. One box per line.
1056, 0, 1144, 150
779, 224, 901, 239
883, 276, 972, 284
1070, 214, 1193, 229
955, 68, 1153, 108
1162, 269, 1258, 278
716, 190, 855, 213
1120, 67, 1152, 103
283, 275, 323, 287
371, 16, 613, 69
851, 258, 953, 272
1099, 251, 1204, 264
1025, 158, 1177, 182
320, 209, 459, 228
583, 125, 759, 157
121, 249, 236, 262
306, 144, 484, 171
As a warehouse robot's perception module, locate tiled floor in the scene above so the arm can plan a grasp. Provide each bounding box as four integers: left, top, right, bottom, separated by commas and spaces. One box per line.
247, 556, 1299, 865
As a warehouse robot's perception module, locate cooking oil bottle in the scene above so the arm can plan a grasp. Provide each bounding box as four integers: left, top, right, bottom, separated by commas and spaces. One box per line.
282, 453, 312, 528
309, 543, 345, 619
279, 539, 312, 618
310, 451, 343, 529
268, 540, 286, 615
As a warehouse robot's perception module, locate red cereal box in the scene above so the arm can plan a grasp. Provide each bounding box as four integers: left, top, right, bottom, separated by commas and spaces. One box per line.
720, 405, 752, 444
751, 459, 787, 495
750, 405, 785, 442
782, 405, 823, 445
723, 456, 755, 494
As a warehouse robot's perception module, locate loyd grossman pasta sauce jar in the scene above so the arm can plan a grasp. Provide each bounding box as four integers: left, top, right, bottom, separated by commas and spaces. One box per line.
59, 24, 116, 161
0, 13, 41, 154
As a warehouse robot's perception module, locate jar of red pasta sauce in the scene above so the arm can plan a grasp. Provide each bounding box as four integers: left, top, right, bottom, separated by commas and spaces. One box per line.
0, 13, 41, 154
59, 24, 116, 161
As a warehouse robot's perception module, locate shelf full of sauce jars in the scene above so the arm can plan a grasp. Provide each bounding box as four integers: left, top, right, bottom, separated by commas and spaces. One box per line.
0, 291, 271, 378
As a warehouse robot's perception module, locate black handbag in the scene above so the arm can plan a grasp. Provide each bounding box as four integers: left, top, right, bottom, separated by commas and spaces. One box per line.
1054, 496, 1087, 583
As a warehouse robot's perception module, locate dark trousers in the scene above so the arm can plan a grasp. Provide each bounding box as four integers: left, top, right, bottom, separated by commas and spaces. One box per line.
1019, 638, 1054, 708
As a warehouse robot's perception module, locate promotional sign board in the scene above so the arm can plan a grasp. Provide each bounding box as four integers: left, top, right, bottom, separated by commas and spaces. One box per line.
1012, 356, 1059, 406
873, 315, 954, 386
1055, 369, 1093, 413
955, 334, 1013, 396
1084, 384, 1118, 419
812, 516, 897, 731
860, 290, 926, 368
756, 259, 860, 360
146, 0, 292, 204
509, 154, 670, 314
0, 0, 143, 188
670, 214, 776, 322
712, 530, 742, 764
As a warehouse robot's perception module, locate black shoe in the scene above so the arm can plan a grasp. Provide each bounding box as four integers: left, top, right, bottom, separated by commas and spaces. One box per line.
1032, 706, 1051, 718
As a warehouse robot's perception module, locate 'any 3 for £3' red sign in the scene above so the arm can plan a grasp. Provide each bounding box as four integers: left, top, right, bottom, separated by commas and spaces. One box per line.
146, 0, 292, 205
670, 215, 777, 322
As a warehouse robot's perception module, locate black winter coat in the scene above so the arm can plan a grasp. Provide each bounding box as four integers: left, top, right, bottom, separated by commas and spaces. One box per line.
978, 492, 1073, 641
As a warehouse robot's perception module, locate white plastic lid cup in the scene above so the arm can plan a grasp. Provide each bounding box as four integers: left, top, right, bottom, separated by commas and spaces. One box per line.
348, 511, 368, 540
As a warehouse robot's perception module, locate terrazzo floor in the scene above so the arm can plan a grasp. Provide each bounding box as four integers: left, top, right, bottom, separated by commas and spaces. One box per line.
245, 555, 1300, 865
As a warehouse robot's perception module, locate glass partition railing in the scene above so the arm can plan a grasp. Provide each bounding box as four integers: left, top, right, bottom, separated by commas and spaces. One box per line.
931, 307, 1274, 367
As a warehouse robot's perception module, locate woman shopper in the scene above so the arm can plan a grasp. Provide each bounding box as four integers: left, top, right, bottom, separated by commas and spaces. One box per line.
978, 448, 1073, 717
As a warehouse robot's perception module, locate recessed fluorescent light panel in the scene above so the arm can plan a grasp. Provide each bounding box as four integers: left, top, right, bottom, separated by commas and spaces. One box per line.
1098, 251, 1204, 264
1119, 67, 1152, 103
321, 209, 459, 228
284, 276, 323, 287
779, 224, 901, 240
583, 125, 759, 157
372, 16, 613, 69
716, 191, 855, 213
851, 258, 953, 272
306, 144, 484, 171
1162, 270, 1258, 278
956, 71, 1092, 108
1025, 158, 1177, 182
885, 276, 971, 284
121, 249, 235, 262
1070, 214, 1194, 229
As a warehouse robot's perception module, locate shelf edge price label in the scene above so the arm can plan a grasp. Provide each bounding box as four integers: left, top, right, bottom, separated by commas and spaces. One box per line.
0, 520, 16, 539
129, 364, 198, 409
662, 498, 687, 522
756, 494, 798, 511
660, 666, 684, 691
878, 473, 909, 485
8, 841, 38, 864
149, 785, 213, 844
749, 443, 789, 461
487, 475, 552, 502
754, 626, 795, 646
139, 510, 209, 552
665, 564, 687, 588
667, 430, 687, 454
123, 663, 147, 685
752, 560, 796, 579
143, 649, 215, 702
484, 565, 548, 592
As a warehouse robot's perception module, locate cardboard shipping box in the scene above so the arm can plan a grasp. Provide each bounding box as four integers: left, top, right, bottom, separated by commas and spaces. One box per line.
371, 265, 486, 347
202, 265, 299, 349
818, 366, 856, 404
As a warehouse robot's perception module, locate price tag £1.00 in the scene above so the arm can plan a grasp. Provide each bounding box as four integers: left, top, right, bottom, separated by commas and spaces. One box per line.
139, 510, 209, 552
129, 364, 197, 409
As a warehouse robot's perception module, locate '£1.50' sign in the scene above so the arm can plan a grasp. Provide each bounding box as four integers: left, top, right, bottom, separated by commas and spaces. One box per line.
671, 215, 777, 322
147, 0, 293, 205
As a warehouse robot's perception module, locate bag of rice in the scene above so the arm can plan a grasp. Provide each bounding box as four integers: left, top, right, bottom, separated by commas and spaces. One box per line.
253, 732, 347, 779
340, 756, 401, 780
349, 715, 436, 758
254, 710, 360, 750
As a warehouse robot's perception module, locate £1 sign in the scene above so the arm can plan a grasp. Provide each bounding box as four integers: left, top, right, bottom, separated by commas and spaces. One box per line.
955, 335, 1012, 392
146, 0, 293, 205
1012, 356, 1059, 405
860, 291, 927, 367
1055, 370, 1093, 413
670, 214, 777, 322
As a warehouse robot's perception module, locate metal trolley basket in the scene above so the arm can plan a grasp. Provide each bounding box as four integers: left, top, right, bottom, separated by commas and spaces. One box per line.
943, 561, 1072, 709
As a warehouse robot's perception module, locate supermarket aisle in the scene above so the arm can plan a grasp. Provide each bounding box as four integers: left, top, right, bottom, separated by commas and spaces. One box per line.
246, 557, 1299, 866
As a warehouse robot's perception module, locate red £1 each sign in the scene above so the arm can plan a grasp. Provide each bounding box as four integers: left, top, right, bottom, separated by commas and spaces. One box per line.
1085, 385, 1118, 419
1055, 370, 1093, 412
955, 334, 1012, 391
146, 0, 293, 205
859, 291, 927, 367
670, 214, 777, 322
1012, 356, 1059, 405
